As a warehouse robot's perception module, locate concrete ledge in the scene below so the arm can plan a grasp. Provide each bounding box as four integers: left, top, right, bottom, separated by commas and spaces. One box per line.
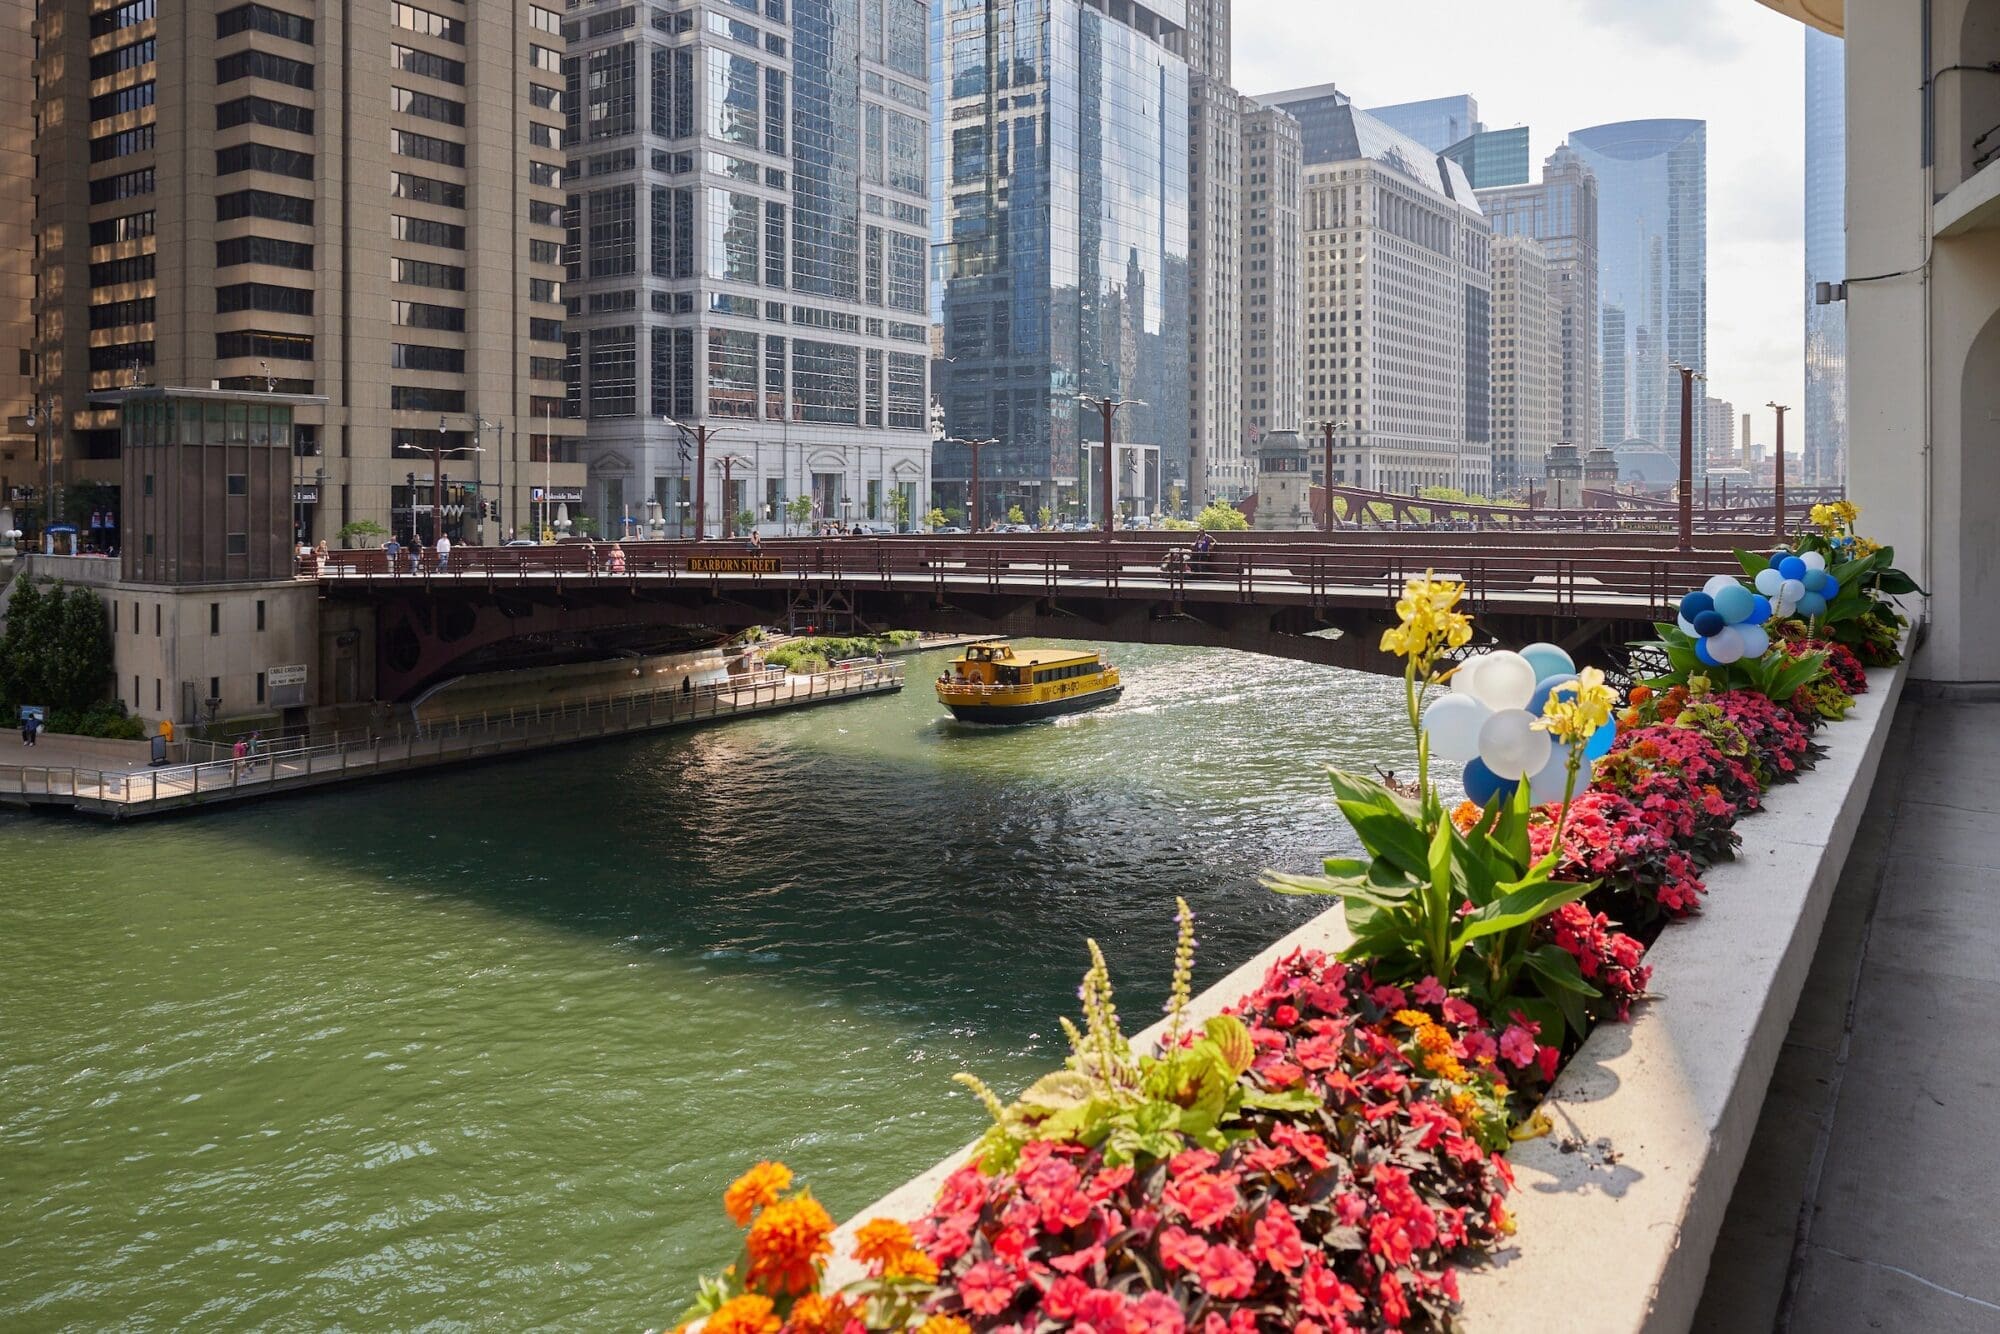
822, 651, 1912, 1334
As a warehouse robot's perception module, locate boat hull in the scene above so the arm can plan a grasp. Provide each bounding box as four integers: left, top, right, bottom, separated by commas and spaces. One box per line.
941, 686, 1123, 725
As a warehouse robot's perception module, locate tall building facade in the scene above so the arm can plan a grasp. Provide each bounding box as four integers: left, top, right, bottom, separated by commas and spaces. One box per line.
1570, 119, 1707, 472
1804, 26, 1847, 486
1478, 145, 1599, 459
2, 0, 31, 500
932, 0, 1190, 523
1240, 98, 1302, 473
1703, 394, 1736, 465
1442, 126, 1529, 189
564, 0, 934, 536
31, 0, 584, 545
1293, 103, 1491, 494
1187, 76, 1242, 508
1363, 94, 1481, 155
1489, 234, 1558, 492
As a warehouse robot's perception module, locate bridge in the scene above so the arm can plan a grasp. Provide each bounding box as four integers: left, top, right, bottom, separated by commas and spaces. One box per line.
1309, 482, 1848, 530
314, 533, 1744, 700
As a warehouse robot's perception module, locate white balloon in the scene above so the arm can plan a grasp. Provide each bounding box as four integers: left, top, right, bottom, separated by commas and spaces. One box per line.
1754, 567, 1784, 596
1799, 550, 1827, 572
1704, 574, 1738, 596
1780, 577, 1807, 604
1704, 629, 1745, 664
1736, 624, 1770, 659
1422, 693, 1492, 763
1676, 613, 1698, 636
1478, 708, 1553, 780
1469, 651, 1538, 711
1526, 745, 1571, 806
1449, 656, 1485, 696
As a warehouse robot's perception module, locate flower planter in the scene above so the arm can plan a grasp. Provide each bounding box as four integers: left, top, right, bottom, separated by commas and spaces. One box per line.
822, 649, 1912, 1332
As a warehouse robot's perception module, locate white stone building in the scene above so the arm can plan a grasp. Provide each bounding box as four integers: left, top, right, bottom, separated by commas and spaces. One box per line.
1490, 235, 1561, 493
1240, 98, 1303, 494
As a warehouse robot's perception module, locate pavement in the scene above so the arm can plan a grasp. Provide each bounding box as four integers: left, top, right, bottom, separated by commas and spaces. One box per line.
1695, 689, 2000, 1332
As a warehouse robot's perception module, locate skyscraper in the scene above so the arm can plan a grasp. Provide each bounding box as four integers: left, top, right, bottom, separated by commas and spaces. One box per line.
1703, 394, 1737, 466
30, 0, 584, 544
1489, 235, 1560, 492
1240, 98, 1303, 475
1363, 95, 1482, 155
563, 0, 934, 536
1288, 101, 1491, 494
933, 0, 1190, 522
1570, 119, 1707, 472
1479, 145, 1600, 457
1804, 27, 1848, 486
1184, 0, 1241, 510
1, 0, 30, 498
1442, 127, 1530, 190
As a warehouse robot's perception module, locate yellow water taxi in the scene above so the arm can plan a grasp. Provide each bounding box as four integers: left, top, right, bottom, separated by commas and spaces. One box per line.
936, 641, 1122, 723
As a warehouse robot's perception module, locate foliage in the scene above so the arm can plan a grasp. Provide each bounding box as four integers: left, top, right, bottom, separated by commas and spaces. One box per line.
1167, 483, 1183, 517
1734, 511, 1918, 666
924, 508, 947, 533
337, 519, 387, 548
788, 495, 817, 531
889, 488, 912, 528
1637, 621, 1828, 701
1037, 506, 1054, 530
761, 633, 917, 672
63, 481, 120, 530
1161, 517, 1197, 532
0, 580, 116, 717
1193, 502, 1248, 532
49, 700, 147, 739
945, 508, 965, 527
1004, 505, 1027, 526
737, 510, 759, 532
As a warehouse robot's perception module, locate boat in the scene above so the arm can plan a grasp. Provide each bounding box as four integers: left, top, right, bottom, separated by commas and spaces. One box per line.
935, 641, 1122, 723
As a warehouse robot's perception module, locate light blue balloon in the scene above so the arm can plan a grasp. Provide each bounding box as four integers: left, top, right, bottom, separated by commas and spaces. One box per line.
1803, 568, 1830, 594
1528, 672, 1578, 717
1754, 567, 1784, 596
1736, 624, 1770, 659
1712, 583, 1755, 625
1585, 718, 1617, 761
1526, 746, 1570, 805
1677, 613, 1698, 636
1797, 591, 1828, 618
1519, 642, 1577, 681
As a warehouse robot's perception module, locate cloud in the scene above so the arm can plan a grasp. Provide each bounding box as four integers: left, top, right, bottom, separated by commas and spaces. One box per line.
1572, 0, 1747, 57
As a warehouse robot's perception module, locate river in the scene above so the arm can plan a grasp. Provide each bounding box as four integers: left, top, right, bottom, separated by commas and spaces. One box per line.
0, 645, 1410, 1330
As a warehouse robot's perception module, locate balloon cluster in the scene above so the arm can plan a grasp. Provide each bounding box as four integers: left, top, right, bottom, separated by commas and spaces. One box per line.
1675, 574, 1775, 668
1750, 549, 1840, 622
1421, 643, 1617, 807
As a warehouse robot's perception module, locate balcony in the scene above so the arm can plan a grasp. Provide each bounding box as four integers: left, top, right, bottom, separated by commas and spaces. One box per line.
1935, 152, 2000, 237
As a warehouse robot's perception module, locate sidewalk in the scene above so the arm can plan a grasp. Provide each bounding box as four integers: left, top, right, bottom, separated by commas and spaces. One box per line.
1695, 689, 2000, 1331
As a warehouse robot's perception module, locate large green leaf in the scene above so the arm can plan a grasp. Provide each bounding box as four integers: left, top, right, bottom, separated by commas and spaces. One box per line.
1264, 863, 1415, 906
1523, 941, 1600, 996
1453, 876, 1597, 947
1327, 770, 1431, 877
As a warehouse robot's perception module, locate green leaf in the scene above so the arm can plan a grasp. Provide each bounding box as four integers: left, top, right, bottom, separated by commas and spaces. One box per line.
1263, 865, 1415, 906
1523, 942, 1600, 996
1322, 856, 1370, 877
1018, 1070, 1096, 1111
1203, 1014, 1256, 1077
1734, 547, 1771, 576
1453, 876, 1597, 948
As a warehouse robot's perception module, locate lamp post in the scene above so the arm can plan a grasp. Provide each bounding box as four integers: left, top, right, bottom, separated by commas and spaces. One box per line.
663, 417, 724, 539
1077, 394, 1144, 536
717, 454, 746, 538
24, 393, 55, 542
940, 436, 996, 531
1319, 420, 1337, 532
1766, 401, 1790, 538
474, 415, 504, 543
1672, 363, 1705, 551
396, 418, 482, 548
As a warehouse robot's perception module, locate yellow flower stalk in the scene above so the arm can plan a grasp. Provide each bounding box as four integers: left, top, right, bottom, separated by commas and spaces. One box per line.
1534, 667, 1615, 746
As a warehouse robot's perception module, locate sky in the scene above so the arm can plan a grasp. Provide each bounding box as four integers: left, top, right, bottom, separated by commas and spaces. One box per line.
1233, 0, 1812, 455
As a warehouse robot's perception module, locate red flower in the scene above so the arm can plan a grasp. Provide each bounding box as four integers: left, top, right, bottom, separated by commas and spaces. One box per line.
1300, 1256, 1364, 1322
1127, 1291, 1185, 1334
1041, 1274, 1093, 1321
958, 1260, 1019, 1317
1157, 1224, 1209, 1273
1194, 1243, 1257, 1299
1498, 1022, 1538, 1069
1168, 1148, 1219, 1179
1162, 1172, 1239, 1230
1251, 1205, 1306, 1271
1073, 1285, 1131, 1334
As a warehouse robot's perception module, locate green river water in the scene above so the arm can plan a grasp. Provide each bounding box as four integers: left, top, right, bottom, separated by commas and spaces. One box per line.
0, 645, 1410, 1330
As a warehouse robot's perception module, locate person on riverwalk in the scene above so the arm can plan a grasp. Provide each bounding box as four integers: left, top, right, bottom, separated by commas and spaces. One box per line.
435, 532, 451, 573
408, 540, 423, 575
383, 535, 401, 571
607, 542, 627, 574
21, 714, 36, 747
313, 539, 329, 575
231, 736, 248, 774
746, 531, 763, 554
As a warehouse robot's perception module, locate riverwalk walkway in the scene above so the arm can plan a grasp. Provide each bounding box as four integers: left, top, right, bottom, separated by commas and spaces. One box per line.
0, 664, 902, 820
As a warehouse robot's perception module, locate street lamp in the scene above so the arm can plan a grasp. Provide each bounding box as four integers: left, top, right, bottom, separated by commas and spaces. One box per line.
1671, 363, 1705, 551
663, 416, 727, 539
1766, 401, 1790, 538
473, 414, 505, 542
395, 417, 482, 547
939, 436, 997, 531
1076, 394, 1145, 536
1319, 420, 1339, 533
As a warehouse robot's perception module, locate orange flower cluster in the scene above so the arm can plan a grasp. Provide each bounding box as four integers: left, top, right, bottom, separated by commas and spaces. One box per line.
852, 1217, 940, 1284
782, 1291, 855, 1334
725, 1161, 794, 1227
707, 1294, 782, 1334
746, 1192, 837, 1295
1393, 1008, 1470, 1083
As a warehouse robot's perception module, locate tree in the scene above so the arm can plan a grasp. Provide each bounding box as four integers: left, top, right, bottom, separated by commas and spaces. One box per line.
925, 507, 947, 532
1195, 501, 1249, 531
1167, 482, 1184, 518
337, 519, 387, 549
945, 507, 965, 527
889, 487, 912, 531
0, 580, 114, 716
1006, 504, 1027, 525
786, 493, 815, 533
1037, 505, 1054, 530
736, 509, 758, 533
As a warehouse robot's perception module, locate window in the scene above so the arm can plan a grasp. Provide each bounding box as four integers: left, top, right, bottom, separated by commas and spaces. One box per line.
209, 676, 221, 702
216, 236, 313, 268
587, 326, 636, 417
217, 3, 313, 41
89, 253, 156, 287
90, 0, 156, 38
89, 211, 155, 245
707, 50, 760, 148
155, 604, 161, 635
764, 202, 786, 288
392, 299, 465, 331
391, 43, 463, 83
529, 316, 564, 343
228, 533, 250, 556
528, 199, 563, 227
390, 385, 466, 412
585, 186, 636, 277
210, 604, 221, 635
91, 37, 156, 79
651, 185, 693, 278
226, 473, 249, 496
391, 2, 463, 42
90, 82, 156, 121
707, 330, 757, 417
864, 348, 881, 425
90, 126, 154, 162
529, 237, 560, 264
794, 339, 859, 424
529, 122, 560, 150
528, 161, 562, 188
529, 355, 564, 380
887, 352, 925, 429
392, 343, 465, 373
389, 172, 464, 209
391, 257, 464, 290
90, 297, 155, 329
256, 670, 266, 702
530, 82, 562, 112
216, 95, 313, 135
583, 42, 637, 140
887, 232, 924, 313
392, 86, 465, 126
529, 277, 560, 303
651, 326, 695, 417
708, 189, 760, 283
764, 334, 785, 419
529, 4, 562, 33
217, 281, 313, 315
764, 68, 786, 154
216, 143, 314, 179
392, 129, 465, 167
650, 46, 694, 137
529, 43, 562, 73
90, 168, 154, 204
392, 215, 466, 249
215, 49, 314, 88
88, 341, 154, 372
217, 189, 312, 225
216, 330, 314, 361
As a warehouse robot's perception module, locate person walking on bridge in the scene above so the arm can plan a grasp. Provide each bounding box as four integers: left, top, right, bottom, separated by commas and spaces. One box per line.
435, 531, 451, 574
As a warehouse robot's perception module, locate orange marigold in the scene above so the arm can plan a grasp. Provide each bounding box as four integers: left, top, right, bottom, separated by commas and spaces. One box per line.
851, 1217, 916, 1269
708, 1294, 782, 1334
725, 1161, 795, 1227
917, 1318, 973, 1334
881, 1247, 939, 1283
745, 1191, 835, 1295
783, 1292, 854, 1334
1628, 685, 1653, 705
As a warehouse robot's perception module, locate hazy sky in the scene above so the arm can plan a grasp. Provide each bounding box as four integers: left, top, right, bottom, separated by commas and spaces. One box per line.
1233, 0, 1812, 453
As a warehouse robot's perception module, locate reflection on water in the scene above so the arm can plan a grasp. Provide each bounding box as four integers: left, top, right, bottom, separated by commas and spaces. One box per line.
0, 645, 1406, 1329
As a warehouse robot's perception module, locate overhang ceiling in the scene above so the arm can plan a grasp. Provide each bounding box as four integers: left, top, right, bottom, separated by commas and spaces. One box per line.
1755, 0, 1843, 35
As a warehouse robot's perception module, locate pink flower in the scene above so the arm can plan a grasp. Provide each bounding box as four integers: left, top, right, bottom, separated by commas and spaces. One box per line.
1074, 1286, 1131, 1334
1300, 1256, 1364, 1322
1499, 1023, 1539, 1069
1412, 976, 1448, 1005
1157, 1224, 1209, 1273
1163, 1172, 1239, 1230
1127, 1291, 1185, 1334
1194, 1243, 1257, 1300
958, 1260, 1019, 1317
1251, 1206, 1305, 1272
1167, 1147, 1219, 1179
1049, 1242, 1106, 1275
1440, 996, 1481, 1028
1041, 1275, 1093, 1321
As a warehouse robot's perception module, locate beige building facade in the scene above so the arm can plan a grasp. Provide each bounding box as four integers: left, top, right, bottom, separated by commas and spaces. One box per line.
2, 0, 32, 503
1240, 98, 1302, 486
1188, 74, 1243, 508
1489, 234, 1560, 493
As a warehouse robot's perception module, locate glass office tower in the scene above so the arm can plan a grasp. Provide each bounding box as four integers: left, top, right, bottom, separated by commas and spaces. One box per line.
1570, 118, 1706, 471
1804, 27, 1847, 486
932, 0, 1191, 522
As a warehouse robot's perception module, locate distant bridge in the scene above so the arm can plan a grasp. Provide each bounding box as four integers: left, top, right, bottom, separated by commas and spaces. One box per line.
1310, 482, 1848, 530
316, 533, 1742, 700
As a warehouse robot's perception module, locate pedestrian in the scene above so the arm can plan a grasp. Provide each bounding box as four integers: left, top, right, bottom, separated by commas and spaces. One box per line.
313, 539, 329, 575
231, 735, 248, 774
747, 530, 764, 554
435, 531, 451, 573
608, 541, 627, 574
246, 729, 263, 773
408, 540, 422, 575
681, 674, 693, 695
383, 534, 400, 571
19, 714, 31, 747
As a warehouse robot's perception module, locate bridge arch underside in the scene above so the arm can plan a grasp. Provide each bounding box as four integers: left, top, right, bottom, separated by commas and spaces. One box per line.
355, 585, 1662, 702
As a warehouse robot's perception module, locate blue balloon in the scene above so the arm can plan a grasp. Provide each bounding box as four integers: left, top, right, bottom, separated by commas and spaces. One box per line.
1692, 610, 1727, 637
1679, 591, 1715, 621
1712, 583, 1755, 624
1528, 672, 1578, 716
1519, 642, 1577, 682
1753, 567, 1784, 596
1797, 591, 1828, 618
1462, 758, 1516, 807
1822, 575, 1841, 600
1778, 555, 1808, 580
1771, 549, 1792, 568
1748, 594, 1773, 625
1803, 568, 1830, 594
1694, 637, 1721, 667
1585, 719, 1617, 761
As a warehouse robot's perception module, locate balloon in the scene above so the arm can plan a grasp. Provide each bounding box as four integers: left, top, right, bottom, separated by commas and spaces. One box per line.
1679, 591, 1715, 621
1703, 574, 1739, 596
1519, 641, 1577, 681
1777, 555, 1808, 580
1695, 637, 1721, 667
1736, 624, 1770, 659
1526, 747, 1570, 805
1748, 594, 1773, 624
1677, 613, 1698, 636
1770, 549, 1792, 568
1584, 719, 1617, 761
1469, 651, 1537, 711
1478, 707, 1553, 780
1780, 577, 1807, 605
1800, 550, 1827, 572
1754, 567, 1784, 596
1822, 575, 1841, 600
1422, 694, 1492, 763
1462, 758, 1515, 807
1712, 584, 1755, 624
1528, 672, 1578, 717
1692, 610, 1726, 637
1803, 568, 1829, 594
1797, 591, 1828, 617
1449, 656, 1485, 697
1703, 630, 1745, 665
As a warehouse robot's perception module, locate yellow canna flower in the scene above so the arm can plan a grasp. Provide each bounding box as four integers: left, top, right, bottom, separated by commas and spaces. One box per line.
1379, 571, 1474, 674
1535, 666, 1616, 746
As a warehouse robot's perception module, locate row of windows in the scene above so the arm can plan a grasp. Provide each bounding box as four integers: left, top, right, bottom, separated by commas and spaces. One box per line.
392, 299, 464, 331
216, 49, 313, 89
90, 126, 154, 162
90, 297, 155, 329
216, 330, 314, 361
217, 95, 313, 135
90, 253, 155, 287
391, 342, 464, 373
217, 281, 313, 314
392, 86, 464, 126
89, 211, 155, 246
391, 129, 464, 168
217, 235, 313, 269
217, 3, 313, 43
392, 257, 463, 290
390, 385, 465, 412
89, 340, 156, 372
391, 2, 462, 43
90, 36, 155, 79
391, 43, 463, 85
218, 188, 312, 224
89, 0, 155, 38
90, 167, 154, 203
530, 316, 564, 343
90, 81, 155, 122
392, 214, 465, 249
390, 171, 463, 209
217, 142, 313, 179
